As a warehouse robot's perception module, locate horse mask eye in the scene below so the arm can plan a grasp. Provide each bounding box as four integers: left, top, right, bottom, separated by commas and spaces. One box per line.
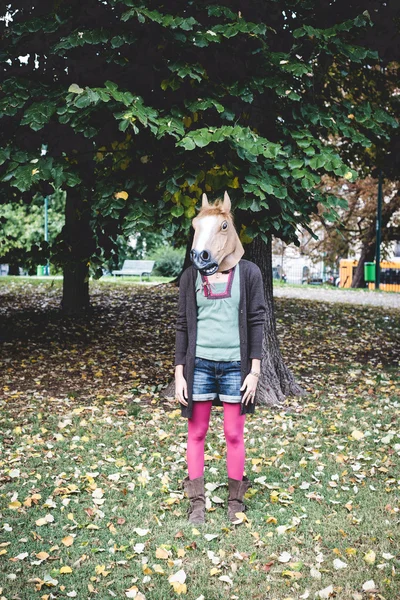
221, 221, 228, 231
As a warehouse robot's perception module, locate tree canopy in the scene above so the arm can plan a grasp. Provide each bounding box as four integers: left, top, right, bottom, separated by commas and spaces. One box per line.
1, 1, 398, 281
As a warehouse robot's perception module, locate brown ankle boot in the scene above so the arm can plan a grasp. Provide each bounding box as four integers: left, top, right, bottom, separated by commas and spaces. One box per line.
227, 475, 251, 522
182, 475, 206, 524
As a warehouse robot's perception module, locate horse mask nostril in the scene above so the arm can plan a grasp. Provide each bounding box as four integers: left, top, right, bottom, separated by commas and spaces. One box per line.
200, 250, 209, 261
190, 249, 196, 260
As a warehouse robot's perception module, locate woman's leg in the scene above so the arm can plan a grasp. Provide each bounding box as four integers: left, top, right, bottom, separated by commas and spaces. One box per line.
187, 400, 213, 479
223, 402, 246, 480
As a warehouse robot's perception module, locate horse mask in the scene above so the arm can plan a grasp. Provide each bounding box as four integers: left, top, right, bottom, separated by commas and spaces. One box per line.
190, 191, 244, 275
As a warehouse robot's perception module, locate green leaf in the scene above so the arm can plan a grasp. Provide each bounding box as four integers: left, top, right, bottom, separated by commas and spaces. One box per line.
171, 205, 184, 217
288, 158, 304, 170
178, 138, 196, 151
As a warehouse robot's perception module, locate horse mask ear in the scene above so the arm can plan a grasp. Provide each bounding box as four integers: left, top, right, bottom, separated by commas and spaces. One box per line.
222, 190, 231, 213
202, 193, 210, 208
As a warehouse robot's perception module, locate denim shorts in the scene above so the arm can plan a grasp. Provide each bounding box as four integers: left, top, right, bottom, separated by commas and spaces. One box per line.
192, 357, 242, 403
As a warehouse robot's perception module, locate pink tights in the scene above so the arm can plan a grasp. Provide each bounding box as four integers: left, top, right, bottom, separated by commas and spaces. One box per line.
187, 401, 246, 480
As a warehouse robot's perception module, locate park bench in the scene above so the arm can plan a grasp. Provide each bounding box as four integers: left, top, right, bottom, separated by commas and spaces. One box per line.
112, 259, 155, 281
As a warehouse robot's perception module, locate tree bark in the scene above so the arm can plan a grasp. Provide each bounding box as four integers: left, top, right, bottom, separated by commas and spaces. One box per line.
246, 235, 305, 406
8, 262, 20, 275
60, 187, 94, 316
350, 242, 375, 288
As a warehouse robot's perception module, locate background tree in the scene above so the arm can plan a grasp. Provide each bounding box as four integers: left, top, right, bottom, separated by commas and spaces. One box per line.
0, 190, 65, 274
298, 175, 400, 279
1, 1, 398, 404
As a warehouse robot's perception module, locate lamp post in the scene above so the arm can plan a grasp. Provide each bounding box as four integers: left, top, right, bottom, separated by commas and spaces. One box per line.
44, 195, 50, 275
375, 170, 383, 290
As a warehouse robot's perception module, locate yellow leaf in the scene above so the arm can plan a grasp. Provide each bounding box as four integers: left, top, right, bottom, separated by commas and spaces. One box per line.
36, 551, 49, 560
60, 566, 73, 574
153, 564, 165, 574
142, 565, 153, 575
192, 528, 200, 536
265, 516, 277, 524
8, 501, 21, 510
170, 582, 187, 595
344, 172, 353, 180
363, 550, 376, 565
35, 515, 54, 527
62, 536, 74, 547
351, 430, 364, 440
168, 409, 181, 419
345, 547, 357, 556
228, 176, 240, 189
210, 567, 221, 576
155, 547, 169, 560
115, 191, 128, 200
270, 490, 279, 503
232, 512, 247, 524
108, 523, 117, 534
95, 564, 110, 576
239, 224, 253, 245
281, 569, 302, 579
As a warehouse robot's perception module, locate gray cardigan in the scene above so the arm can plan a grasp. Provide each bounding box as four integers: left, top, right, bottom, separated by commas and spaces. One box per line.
175, 259, 266, 419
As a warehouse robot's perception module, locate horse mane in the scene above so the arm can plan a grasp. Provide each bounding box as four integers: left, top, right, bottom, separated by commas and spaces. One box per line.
196, 198, 234, 219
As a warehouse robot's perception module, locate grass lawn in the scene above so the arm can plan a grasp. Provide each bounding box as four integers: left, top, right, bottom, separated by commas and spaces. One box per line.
0, 279, 399, 600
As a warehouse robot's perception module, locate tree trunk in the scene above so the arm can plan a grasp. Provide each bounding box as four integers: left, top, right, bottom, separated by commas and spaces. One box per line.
246, 235, 305, 406
8, 262, 20, 275
350, 242, 375, 288
60, 187, 94, 316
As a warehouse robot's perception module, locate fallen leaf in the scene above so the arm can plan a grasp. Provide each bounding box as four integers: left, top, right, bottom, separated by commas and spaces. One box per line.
133, 528, 149, 536
315, 584, 334, 599
13, 552, 28, 561
61, 536, 74, 547
333, 558, 347, 570
60, 566, 73, 574
35, 514, 54, 527
278, 551, 292, 563
168, 568, 187, 593
362, 580, 376, 592
219, 575, 233, 586
363, 549, 376, 565
155, 547, 169, 559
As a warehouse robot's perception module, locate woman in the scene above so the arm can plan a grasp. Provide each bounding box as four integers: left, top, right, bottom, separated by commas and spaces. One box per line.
174, 192, 266, 524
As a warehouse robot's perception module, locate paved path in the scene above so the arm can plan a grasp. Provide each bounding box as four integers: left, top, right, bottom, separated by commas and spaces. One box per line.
273, 285, 400, 309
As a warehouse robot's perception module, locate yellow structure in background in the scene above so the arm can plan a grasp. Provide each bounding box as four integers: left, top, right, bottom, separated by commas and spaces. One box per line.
339, 259, 400, 292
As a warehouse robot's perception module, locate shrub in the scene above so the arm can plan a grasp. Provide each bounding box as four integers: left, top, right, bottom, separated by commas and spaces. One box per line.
152, 246, 185, 277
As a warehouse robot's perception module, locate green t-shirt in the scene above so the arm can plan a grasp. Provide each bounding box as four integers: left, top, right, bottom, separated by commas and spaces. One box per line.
195, 263, 240, 361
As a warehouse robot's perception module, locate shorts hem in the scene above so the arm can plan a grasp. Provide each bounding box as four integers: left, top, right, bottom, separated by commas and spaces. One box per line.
192, 393, 217, 401
219, 394, 242, 403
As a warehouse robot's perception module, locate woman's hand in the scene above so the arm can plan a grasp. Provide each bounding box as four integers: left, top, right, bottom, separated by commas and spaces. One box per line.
240, 359, 260, 405
175, 365, 188, 406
